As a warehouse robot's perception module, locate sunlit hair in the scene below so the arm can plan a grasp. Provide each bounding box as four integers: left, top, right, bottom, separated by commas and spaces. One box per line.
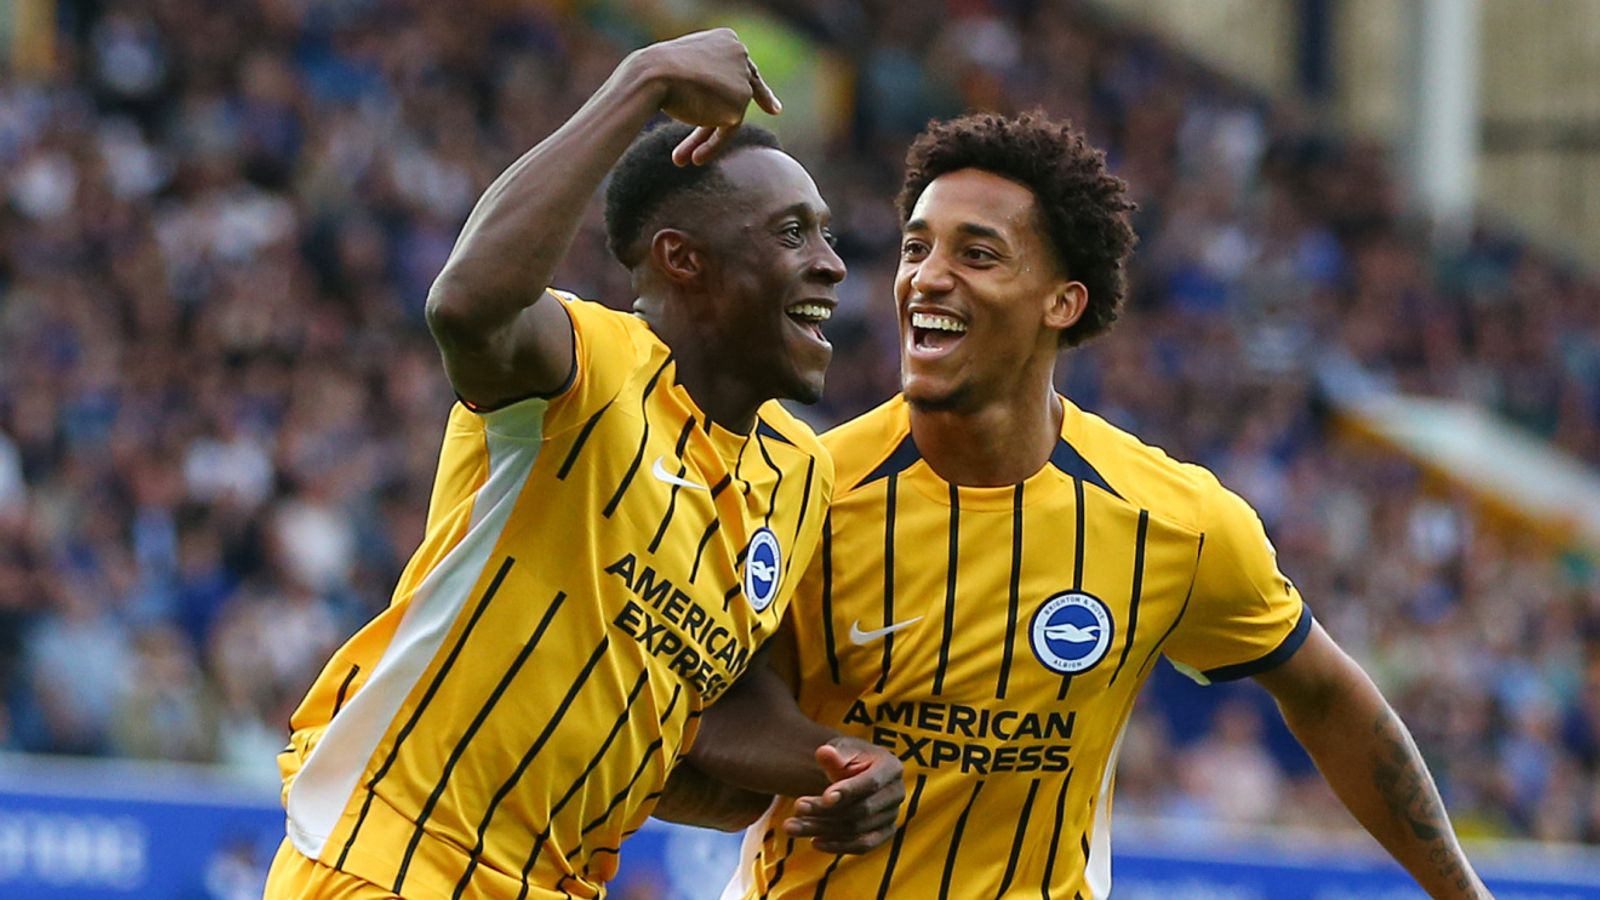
605, 122, 783, 268
898, 111, 1138, 346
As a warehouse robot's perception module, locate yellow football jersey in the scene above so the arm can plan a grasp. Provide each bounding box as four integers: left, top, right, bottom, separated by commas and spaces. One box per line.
727, 395, 1307, 899
276, 291, 832, 899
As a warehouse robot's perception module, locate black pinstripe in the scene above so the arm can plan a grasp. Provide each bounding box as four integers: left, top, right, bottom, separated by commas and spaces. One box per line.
394, 591, 568, 892
452, 635, 611, 898
556, 401, 612, 480
515, 668, 652, 898
337, 555, 515, 870
936, 779, 985, 900
688, 475, 735, 584
1107, 510, 1150, 686
996, 482, 1024, 700
331, 663, 359, 716
933, 484, 959, 695
821, 513, 839, 684
647, 415, 700, 553
758, 836, 799, 899
876, 475, 899, 693
995, 778, 1040, 897
1138, 535, 1205, 680
602, 356, 674, 518
792, 455, 816, 548
811, 854, 844, 899
754, 428, 784, 527
1040, 770, 1074, 896
1057, 478, 1087, 702
874, 772, 927, 899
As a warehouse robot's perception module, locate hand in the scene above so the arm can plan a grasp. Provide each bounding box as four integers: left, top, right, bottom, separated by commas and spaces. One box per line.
783, 737, 905, 854
629, 28, 782, 166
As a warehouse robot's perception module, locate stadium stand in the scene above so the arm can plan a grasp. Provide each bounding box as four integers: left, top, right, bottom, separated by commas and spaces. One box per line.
2, 0, 1599, 866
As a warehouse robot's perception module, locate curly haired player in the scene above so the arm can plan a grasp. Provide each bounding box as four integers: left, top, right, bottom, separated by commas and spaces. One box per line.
685, 111, 1488, 899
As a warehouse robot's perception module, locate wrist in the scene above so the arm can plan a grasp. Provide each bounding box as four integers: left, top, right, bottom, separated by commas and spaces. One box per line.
615, 47, 671, 109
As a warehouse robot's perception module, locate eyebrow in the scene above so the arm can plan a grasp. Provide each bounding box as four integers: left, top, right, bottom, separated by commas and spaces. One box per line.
903, 219, 1007, 242
767, 202, 831, 225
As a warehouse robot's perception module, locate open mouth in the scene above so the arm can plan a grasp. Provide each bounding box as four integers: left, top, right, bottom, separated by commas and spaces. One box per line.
910, 310, 967, 353
786, 301, 834, 343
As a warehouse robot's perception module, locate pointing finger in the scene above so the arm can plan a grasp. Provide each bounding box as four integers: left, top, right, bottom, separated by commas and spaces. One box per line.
749, 60, 782, 116
672, 125, 717, 167
691, 123, 742, 165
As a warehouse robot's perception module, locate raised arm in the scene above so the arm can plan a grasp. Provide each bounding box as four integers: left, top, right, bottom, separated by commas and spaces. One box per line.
673, 640, 906, 853
1253, 622, 1489, 898
424, 29, 780, 408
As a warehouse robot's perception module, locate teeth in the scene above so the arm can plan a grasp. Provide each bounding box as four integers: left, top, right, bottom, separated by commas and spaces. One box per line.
911, 312, 966, 333
788, 303, 833, 322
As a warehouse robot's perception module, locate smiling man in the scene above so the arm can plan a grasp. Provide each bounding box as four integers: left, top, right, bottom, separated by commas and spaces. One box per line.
264, 29, 901, 900
694, 111, 1488, 899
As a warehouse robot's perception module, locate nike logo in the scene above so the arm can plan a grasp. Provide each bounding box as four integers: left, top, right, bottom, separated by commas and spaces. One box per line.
849, 616, 923, 646
651, 456, 707, 491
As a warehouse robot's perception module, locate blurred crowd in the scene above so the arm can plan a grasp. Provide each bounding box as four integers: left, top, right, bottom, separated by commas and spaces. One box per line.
3, 0, 1600, 848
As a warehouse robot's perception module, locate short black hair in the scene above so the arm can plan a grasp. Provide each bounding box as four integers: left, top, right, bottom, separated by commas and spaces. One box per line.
604, 122, 784, 267
897, 111, 1138, 347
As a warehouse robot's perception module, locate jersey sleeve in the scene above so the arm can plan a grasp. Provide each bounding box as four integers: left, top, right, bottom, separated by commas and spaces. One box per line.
1161, 471, 1312, 684
472, 290, 640, 436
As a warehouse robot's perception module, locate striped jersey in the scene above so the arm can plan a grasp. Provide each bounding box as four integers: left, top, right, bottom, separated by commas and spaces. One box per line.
277, 291, 832, 899
727, 394, 1308, 899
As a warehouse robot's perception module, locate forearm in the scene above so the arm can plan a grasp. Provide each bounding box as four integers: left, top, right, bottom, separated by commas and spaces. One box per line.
690, 665, 840, 798
654, 760, 774, 832
427, 51, 665, 332
1274, 669, 1487, 897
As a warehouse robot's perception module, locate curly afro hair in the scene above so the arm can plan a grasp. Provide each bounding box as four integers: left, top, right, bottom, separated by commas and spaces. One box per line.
604, 122, 783, 268
897, 111, 1137, 347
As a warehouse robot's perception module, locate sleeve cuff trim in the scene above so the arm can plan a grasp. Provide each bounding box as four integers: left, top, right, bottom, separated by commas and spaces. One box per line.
1201, 601, 1313, 683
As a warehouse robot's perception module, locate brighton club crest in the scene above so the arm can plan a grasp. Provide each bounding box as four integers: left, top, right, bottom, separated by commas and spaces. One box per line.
1029, 591, 1114, 674
744, 528, 782, 612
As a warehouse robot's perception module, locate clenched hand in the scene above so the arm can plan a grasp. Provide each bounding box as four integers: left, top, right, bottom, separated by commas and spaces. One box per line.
784, 737, 906, 854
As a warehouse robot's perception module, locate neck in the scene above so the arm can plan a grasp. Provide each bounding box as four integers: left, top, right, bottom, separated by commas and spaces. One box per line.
909, 379, 1062, 487
636, 293, 761, 434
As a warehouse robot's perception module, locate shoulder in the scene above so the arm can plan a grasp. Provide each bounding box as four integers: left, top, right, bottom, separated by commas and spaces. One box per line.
755, 402, 829, 459
820, 395, 912, 499
550, 289, 651, 353
531, 290, 661, 431
1062, 400, 1221, 532
755, 403, 834, 483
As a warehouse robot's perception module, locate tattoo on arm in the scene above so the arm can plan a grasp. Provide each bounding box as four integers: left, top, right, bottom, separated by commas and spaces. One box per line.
1371, 708, 1478, 895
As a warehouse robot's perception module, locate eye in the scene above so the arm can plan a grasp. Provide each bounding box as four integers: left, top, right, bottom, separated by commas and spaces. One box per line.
822, 229, 838, 248
780, 223, 804, 246
900, 239, 928, 259
963, 246, 998, 264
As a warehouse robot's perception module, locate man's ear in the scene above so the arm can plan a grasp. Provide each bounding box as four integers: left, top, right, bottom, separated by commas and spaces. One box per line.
1044, 280, 1089, 335
650, 228, 707, 287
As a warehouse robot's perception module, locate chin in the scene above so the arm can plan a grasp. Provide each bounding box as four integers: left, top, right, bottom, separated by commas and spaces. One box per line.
775, 347, 830, 406
785, 375, 825, 406
902, 376, 969, 412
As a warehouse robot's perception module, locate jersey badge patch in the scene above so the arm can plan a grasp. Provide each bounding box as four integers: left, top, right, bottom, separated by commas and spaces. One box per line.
1029, 591, 1114, 674
744, 528, 782, 612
